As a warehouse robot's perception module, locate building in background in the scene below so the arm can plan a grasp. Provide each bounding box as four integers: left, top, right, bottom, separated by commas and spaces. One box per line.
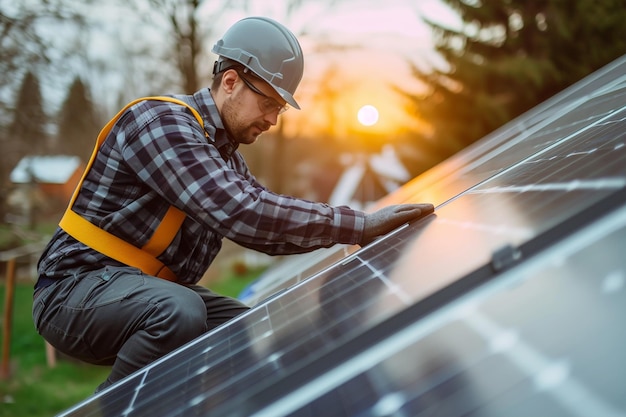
7, 155, 83, 224
329, 145, 411, 210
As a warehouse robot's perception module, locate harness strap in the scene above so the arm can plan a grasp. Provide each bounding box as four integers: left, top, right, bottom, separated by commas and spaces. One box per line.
59, 96, 206, 282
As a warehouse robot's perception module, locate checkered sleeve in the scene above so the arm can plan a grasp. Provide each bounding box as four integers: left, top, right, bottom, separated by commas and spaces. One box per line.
122, 103, 366, 255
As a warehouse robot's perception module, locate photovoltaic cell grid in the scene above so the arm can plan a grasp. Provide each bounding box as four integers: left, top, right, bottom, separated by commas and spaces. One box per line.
263, 203, 626, 417
58, 55, 626, 416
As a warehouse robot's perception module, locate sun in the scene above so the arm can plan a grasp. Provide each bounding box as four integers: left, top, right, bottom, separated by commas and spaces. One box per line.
357, 105, 379, 126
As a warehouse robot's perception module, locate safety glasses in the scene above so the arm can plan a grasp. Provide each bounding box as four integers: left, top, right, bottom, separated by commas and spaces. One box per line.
238, 73, 289, 115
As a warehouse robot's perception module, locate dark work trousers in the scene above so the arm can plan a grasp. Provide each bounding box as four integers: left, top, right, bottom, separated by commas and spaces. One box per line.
32, 266, 250, 391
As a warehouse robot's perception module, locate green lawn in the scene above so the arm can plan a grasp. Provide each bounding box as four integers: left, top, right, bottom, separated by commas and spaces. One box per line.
0, 283, 110, 417
0, 268, 262, 416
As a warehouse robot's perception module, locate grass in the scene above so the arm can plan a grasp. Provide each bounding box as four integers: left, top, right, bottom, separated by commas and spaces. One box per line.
0, 283, 111, 417
0, 267, 264, 417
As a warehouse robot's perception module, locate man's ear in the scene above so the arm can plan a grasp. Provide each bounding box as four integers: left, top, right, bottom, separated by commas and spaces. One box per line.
221, 69, 238, 94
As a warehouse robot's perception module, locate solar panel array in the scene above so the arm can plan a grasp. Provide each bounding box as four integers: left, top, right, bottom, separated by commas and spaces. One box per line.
58, 55, 626, 417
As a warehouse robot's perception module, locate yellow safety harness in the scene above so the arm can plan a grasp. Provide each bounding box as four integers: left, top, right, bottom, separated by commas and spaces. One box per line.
59, 97, 206, 282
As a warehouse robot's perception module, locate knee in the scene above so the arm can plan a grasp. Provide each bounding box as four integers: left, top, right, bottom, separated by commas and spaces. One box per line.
155, 288, 208, 340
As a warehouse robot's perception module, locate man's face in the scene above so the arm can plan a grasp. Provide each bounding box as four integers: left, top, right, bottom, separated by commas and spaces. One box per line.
221, 72, 287, 145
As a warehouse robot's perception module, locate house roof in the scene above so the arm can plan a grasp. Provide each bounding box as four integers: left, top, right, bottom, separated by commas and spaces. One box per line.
10, 155, 83, 184
328, 145, 410, 209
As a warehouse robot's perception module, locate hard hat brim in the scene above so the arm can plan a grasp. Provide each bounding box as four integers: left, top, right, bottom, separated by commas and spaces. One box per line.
276, 87, 300, 110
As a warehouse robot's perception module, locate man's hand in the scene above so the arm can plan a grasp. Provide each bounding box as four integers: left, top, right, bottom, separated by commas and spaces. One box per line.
360, 203, 434, 246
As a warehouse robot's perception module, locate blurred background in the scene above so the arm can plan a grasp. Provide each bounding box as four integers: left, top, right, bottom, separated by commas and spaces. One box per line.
0, 0, 624, 415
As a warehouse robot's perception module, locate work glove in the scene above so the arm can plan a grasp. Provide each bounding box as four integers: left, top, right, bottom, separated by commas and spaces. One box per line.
360, 203, 434, 246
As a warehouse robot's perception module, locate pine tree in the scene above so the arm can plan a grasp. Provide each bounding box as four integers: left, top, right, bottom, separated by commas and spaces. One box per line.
407, 0, 626, 158
56, 77, 101, 162
9, 71, 48, 156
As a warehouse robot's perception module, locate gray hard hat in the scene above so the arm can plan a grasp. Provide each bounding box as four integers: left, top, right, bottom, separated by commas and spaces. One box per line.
212, 17, 304, 109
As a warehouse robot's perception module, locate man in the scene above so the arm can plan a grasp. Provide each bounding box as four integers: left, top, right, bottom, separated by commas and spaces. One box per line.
32, 17, 434, 392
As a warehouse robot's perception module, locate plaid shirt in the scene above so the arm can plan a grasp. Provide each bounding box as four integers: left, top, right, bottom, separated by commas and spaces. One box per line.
37, 88, 365, 286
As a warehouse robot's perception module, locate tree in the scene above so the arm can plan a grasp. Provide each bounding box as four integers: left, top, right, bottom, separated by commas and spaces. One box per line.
8, 71, 48, 156
0, 1, 88, 124
0, 71, 48, 227
113, 0, 231, 96
405, 0, 626, 160
56, 77, 101, 162
161, 0, 204, 94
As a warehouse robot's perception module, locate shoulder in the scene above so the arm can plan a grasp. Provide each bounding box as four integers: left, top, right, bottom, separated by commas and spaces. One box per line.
119, 98, 207, 139
131, 98, 200, 126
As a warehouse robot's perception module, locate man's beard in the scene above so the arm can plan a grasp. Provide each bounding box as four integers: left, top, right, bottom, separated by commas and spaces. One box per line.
221, 94, 270, 145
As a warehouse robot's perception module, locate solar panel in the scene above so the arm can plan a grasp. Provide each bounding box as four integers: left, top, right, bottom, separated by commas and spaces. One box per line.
57, 54, 626, 417
252, 202, 626, 417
